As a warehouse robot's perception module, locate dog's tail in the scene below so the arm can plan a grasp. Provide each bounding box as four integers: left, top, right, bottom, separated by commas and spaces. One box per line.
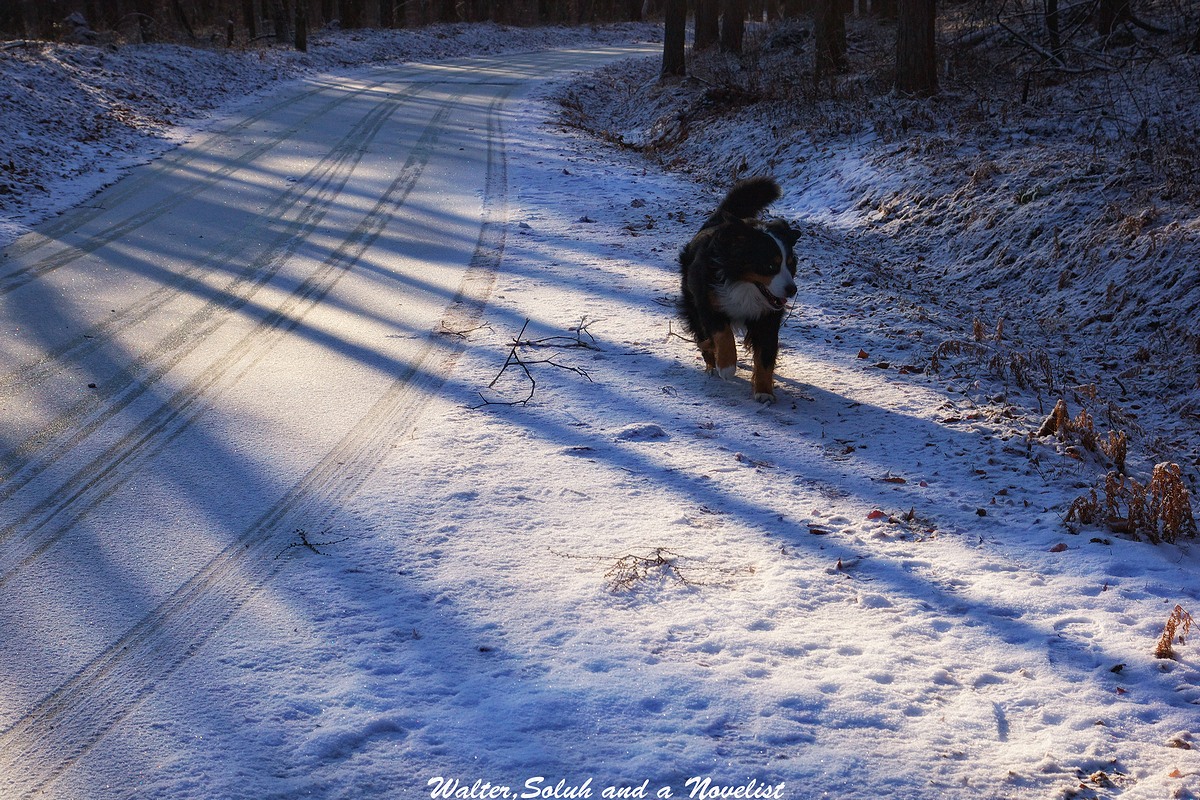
715, 176, 781, 220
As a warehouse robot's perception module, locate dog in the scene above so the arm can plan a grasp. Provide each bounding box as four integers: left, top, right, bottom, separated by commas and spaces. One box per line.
678, 176, 800, 402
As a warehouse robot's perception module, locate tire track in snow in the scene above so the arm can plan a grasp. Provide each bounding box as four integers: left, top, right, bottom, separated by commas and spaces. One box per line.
0, 79, 428, 398
0, 86, 511, 797
0, 86, 468, 586
0, 69, 411, 290
0, 81, 431, 500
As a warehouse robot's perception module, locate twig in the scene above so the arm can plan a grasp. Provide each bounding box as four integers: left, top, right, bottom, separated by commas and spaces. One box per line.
275, 527, 349, 559
473, 319, 593, 408
512, 317, 602, 351
438, 320, 493, 339
666, 319, 693, 343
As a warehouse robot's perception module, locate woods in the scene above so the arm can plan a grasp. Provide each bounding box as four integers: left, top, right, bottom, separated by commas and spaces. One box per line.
0, 0, 646, 41
6, 0, 1198, 95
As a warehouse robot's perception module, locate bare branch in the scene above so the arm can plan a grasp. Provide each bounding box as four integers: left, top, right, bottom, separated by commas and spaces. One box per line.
275, 528, 350, 559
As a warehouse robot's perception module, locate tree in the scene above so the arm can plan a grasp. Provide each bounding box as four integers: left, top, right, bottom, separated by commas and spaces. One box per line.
1096, 0, 1130, 36
1046, 0, 1063, 60
242, 0, 258, 39
874, 0, 897, 19
294, 0, 307, 50
1095, 0, 1167, 38
135, 0, 155, 41
895, 0, 937, 96
270, 0, 289, 41
695, 0, 720, 50
343, 0, 363, 26
721, 0, 746, 53
814, 0, 847, 76
662, 0, 687, 77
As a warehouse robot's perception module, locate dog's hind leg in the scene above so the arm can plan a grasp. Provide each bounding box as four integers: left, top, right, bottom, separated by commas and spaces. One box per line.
697, 338, 717, 371
711, 326, 738, 380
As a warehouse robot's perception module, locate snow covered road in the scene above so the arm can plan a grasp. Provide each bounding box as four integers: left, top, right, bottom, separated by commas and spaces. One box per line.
0, 45, 658, 797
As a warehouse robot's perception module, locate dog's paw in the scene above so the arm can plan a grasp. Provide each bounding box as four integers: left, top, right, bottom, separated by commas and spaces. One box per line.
715, 365, 736, 380
753, 391, 776, 404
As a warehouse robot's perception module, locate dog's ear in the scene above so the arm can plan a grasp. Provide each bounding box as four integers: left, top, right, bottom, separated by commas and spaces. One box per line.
766, 218, 801, 246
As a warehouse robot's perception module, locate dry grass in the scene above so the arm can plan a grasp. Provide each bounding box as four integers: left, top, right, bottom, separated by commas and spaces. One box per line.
1100, 429, 1128, 474
1037, 397, 1099, 454
1155, 604, 1195, 660
931, 317, 1057, 392
1146, 462, 1199, 544
1068, 462, 1197, 543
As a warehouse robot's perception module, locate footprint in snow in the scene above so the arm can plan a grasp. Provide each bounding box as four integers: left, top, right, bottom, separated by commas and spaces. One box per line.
614, 423, 668, 442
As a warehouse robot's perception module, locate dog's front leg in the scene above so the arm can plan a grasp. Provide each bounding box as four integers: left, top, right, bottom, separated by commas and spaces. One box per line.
711, 326, 737, 380
747, 318, 780, 402
751, 356, 775, 402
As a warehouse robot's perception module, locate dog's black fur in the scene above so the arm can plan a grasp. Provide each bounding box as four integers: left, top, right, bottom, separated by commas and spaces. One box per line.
678, 176, 800, 402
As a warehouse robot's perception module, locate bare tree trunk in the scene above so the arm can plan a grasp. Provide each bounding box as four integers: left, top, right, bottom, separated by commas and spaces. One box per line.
22, 0, 64, 37
294, 0, 307, 49
814, 0, 846, 76
895, 0, 937, 96
135, 0, 156, 40
84, 0, 116, 30
173, 0, 197, 38
720, 0, 746, 53
1045, 0, 1062, 60
271, 0, 289, 41
242, 0, 257, 37
0, 1, 19, 35
695, 0, 719, 49
662, 0, 687, 77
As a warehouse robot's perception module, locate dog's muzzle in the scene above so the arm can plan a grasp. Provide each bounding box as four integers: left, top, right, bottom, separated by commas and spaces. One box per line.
757, 279, 796, 311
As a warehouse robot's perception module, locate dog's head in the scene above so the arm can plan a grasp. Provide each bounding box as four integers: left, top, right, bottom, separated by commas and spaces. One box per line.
711, 215, 800, 312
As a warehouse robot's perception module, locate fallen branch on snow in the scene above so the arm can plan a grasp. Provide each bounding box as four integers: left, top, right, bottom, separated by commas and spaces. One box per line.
473, 319, 593, 408
275, 527, 350, 559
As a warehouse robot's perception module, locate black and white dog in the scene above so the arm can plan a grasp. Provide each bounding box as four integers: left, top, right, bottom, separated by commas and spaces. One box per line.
678, 177, 800, 402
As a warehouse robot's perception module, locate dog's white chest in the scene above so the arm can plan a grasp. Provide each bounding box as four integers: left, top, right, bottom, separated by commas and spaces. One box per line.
714, 281, 769, 322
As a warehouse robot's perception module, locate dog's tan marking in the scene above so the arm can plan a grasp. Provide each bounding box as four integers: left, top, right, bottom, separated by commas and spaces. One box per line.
712, 326, 737, 378
751, 351, 775, 402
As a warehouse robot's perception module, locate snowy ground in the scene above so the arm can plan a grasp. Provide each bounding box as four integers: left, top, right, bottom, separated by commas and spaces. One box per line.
2, 21, 1199, 800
